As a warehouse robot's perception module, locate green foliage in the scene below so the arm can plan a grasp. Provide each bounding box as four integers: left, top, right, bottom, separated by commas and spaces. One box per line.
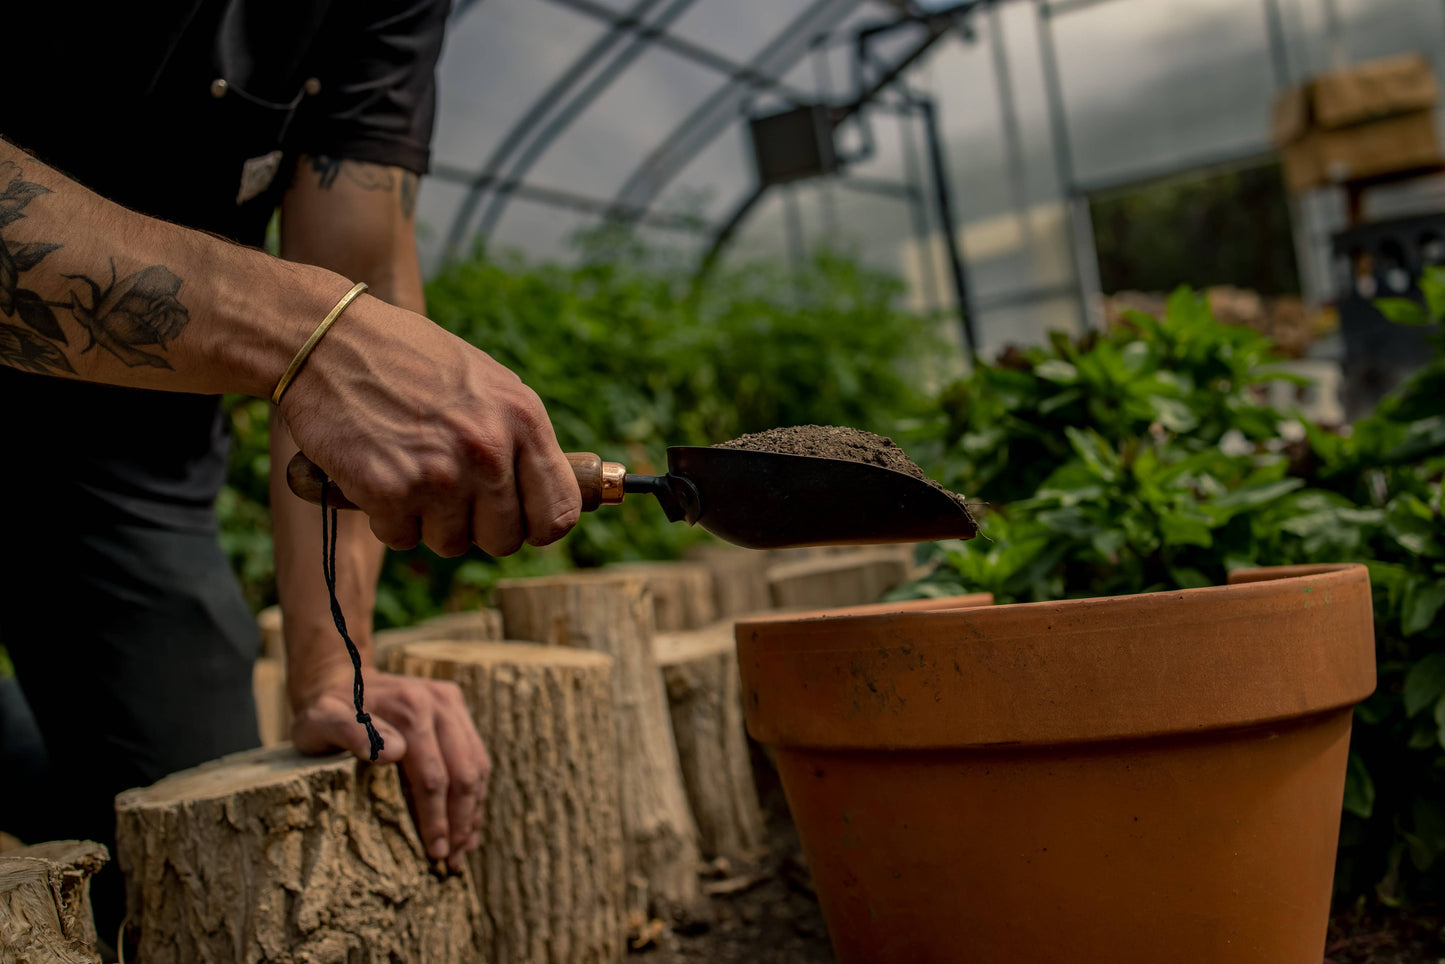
219, 235, 942, 626
902, 274, 1445, 904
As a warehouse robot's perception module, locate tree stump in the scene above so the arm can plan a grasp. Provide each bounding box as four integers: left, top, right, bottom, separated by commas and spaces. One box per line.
0, 840, 107, 964
252, 657, 291, 748
114, 747, 482, 964
683, 545, 775, 619
653, 622, 765, 863
494, 573, 701, 913
607, 562, 717, 631
766, 550, 911, 610
258, 605, 285, 660
387, 641, 625, 963
373, 608, 504, 666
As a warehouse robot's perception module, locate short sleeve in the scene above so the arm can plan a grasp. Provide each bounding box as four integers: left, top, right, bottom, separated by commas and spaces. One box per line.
296, 0, 452, 174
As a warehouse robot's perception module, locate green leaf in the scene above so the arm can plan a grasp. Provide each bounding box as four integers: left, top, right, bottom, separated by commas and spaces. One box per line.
1064, 427, 1120, 484
1376, 297, 1430, 326
1343, 751, 1375, 819
1435, 693, 1445, 750
1160, 512, 1213, 548
1168, 566, 1213, 589
1421, 266, 1445, 320
1148, 395, 1199, 433
1212, 478, 1304, 511
1034, 359, 1078, 384
1403, 578, 1445, 637
1404, 653, 1445, 716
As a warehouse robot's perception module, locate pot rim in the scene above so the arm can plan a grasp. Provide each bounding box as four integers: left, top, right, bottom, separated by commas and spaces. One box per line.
737, 564, 1377, 750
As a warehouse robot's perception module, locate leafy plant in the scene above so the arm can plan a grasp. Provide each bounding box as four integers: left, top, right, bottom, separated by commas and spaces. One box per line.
901, 276, 1445, 904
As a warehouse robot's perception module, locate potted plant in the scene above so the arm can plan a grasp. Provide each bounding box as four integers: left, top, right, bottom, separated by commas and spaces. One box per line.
737, 564, 1375, 963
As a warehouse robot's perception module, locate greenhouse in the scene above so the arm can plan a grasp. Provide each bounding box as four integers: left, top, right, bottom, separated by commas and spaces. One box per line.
1, 1, 1444, 962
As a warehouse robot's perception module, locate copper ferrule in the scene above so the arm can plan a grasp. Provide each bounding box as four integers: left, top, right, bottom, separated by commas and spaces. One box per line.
600, 461, 627, 504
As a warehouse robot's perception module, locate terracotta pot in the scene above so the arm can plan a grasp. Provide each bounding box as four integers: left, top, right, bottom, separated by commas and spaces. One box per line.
737, 565, 1376, 964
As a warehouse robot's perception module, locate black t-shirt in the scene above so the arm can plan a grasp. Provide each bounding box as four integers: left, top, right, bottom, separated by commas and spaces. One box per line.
1, 0, 449, 528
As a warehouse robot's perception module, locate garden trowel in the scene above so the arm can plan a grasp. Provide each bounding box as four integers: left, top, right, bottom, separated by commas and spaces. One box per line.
287, 448, 977, 550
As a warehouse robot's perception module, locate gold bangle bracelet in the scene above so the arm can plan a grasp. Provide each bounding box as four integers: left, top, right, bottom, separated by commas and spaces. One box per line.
271, 281, 368, 406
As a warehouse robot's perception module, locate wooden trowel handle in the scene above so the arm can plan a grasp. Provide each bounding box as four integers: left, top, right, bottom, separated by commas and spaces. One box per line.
285, 451, 627, 512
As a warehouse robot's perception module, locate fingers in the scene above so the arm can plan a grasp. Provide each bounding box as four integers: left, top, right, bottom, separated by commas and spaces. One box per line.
398, 712, 452, 863
433, 688, 490, 869
291, 697, 408, 766
469, 470, 525, 557
514, 406, 582, 548
370, 514, 421, 551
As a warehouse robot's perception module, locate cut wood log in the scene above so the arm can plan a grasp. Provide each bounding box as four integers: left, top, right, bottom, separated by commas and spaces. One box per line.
606, 562, 717, 631
682, 545, 773, 619
258, 604, 284, 660
252, 657, 291, 749
494, 573, 701, 913
0, 840, 107, 964
653, 621, 765, 863
114, 747, 483, 964
387, 641, 625, 963
766, 550, 911, 611
373, 608, 504, 666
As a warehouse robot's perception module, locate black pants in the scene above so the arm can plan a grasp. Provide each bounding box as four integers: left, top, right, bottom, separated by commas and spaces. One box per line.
0, 507, 261, 938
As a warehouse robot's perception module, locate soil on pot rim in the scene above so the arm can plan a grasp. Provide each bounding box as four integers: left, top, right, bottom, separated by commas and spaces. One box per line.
716, 425, 970, 510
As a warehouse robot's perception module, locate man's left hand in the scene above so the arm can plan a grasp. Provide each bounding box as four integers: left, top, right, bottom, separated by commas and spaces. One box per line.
291, 671, 489, 871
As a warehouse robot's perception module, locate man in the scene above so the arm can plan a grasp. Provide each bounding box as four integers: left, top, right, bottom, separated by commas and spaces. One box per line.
0, 0, 572, 933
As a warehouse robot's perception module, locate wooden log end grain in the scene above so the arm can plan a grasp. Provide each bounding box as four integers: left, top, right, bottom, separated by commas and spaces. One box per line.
0, 839, 108, 964
114, 747, 482, 964
388, 641, 626, 964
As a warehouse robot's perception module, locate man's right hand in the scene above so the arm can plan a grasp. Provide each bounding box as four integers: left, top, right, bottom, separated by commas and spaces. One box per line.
276, 289, 582, 557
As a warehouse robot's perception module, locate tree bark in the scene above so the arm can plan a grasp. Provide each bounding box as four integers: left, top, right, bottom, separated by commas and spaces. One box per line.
494, 573, 701, 914
606, 563, 717, 632
387, 641, 625, 964
653, 622, 765, 864
252, 657, 291, 749
683, 545, 773, 619
766, 550, 912, 610
258, 605, 284, 660
0, 840, 107, 964
114, 747, 483, 964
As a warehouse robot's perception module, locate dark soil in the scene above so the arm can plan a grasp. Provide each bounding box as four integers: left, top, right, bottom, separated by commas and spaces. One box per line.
717, 425, 971, 510
1325, 903, 1445, 963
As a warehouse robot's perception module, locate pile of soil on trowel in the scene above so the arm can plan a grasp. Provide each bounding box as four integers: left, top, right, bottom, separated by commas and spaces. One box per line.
716, 425, 972, 511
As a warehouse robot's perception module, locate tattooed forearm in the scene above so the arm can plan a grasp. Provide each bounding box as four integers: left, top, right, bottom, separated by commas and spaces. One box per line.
0, 160, 189, 375
305, 156, 419, 219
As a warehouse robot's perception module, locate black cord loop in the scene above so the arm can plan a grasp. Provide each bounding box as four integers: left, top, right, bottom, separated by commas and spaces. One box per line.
322, 477, 385, 761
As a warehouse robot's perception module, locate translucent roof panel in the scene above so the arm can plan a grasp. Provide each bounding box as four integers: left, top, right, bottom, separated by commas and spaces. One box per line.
652, 123, 755, 223
1049, 0, 1280, 190
522, 45, 726, 206
669, 0, 820, 63
431, 0, 610, 170
485, 194, 601, 261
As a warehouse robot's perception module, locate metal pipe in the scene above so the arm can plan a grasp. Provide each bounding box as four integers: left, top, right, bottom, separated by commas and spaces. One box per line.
915, 96, 979, 363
